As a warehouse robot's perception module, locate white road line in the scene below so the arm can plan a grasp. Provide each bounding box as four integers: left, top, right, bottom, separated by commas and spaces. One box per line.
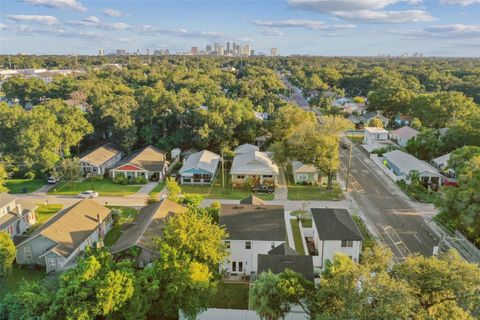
350, 148, 395, 195
413, 233, 422, 243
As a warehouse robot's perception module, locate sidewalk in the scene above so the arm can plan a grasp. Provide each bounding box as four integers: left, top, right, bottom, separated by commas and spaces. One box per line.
134, 181, 159, 195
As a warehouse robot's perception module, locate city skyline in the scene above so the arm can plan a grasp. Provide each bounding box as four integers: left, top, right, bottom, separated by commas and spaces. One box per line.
1, 0, 480, 57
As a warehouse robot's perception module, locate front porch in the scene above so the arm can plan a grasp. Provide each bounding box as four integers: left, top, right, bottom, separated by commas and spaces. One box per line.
180, 173, 213, 185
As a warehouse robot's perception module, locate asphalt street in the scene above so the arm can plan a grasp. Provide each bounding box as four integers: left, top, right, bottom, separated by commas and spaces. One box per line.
339, 144, 439, 260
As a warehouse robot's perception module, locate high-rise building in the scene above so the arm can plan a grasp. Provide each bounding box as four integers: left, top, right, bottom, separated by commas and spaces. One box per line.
191, 46, 199, 55
146, 49, 150, 56
270, 48, 278, 57
115, 49, 126, 56
206, 44, 212, 53
242, 44, 251, 56
98, 49, 104, 56
226, 42, 231, 54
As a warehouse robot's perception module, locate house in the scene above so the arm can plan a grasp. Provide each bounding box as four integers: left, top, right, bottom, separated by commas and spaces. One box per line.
219, 196, 287, 276
432, 153, 452, 173
181, 148, 199, 162
391, 126, 419, 147
110, 199, 187, 267
383, 150, 444, 185
393, 114, 411, 127
291, 161, 319, 185
230, 151, 279, 187
257, 243, 314, 281
253, 136, 267, 149
0, 194, 37, 239
110, 145, 168, 181
332, 97, 352, 107
171, 147, 181, 160
16, 199, 113, 273
348, 115, 362, 125
179, 150, 221, 185
306, 208, 364, 269
234, 143, 259, 155
363, 127, 389, 145
361, 111, 389, 127
80, 143, 123, 176
254, 112, 270, 121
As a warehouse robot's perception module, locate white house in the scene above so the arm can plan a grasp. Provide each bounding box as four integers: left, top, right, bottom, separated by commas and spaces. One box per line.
432, 153, 451, 170
178, 150, 220, 185
219, 196, 287, 276
0, 193, 37, 239
391, 126, 419, 147
230, 151, 279, 187
307, 208, 364, 269
80, 143, 123, 176
15, 199, 113, 273
363, 127, 389, 145
384, 150, 444, 185
234, 143, 259, 155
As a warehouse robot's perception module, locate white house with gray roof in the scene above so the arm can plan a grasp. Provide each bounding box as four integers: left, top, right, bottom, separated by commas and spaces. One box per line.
0, 193, 37, 239
230, 151, 279, 187
384, 150, 444, 185
391, 126, 419, 147
179, 150, 221, 185
234, 143, 259, 155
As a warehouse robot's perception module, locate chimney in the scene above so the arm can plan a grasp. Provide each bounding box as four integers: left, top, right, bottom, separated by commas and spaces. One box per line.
16, 204, 22, 217
97, 213, 101, 223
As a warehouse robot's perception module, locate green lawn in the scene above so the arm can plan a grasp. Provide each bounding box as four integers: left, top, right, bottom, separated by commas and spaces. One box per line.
397, 181, 439, 203
210, 282, 249, 310
290, 219, 305, 254
149, 182, 166, 197
285, 165, 344, 201
4, 179, 45, 194
48, 179, 142, 196
25, 204, 63, 235
352, 215, 375, 251
1, 265, 46, 300
104, 206, 140, 247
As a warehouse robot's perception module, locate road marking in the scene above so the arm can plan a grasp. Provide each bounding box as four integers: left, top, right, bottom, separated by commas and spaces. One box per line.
383, 226, 412, 259
413, 233, 422, 243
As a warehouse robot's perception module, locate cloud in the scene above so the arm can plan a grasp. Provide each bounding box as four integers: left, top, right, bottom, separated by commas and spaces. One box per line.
253, 19, 355, 30
0, 23, 8, 30
260, 29, 285, 36
67, 16, 130, 30
6, 15, 59, 25
440, 0, 480, 5
137, 25, 224, 39
390, 24, 480, 38
21, 0, 86, 12
286, 0, 433, 23
102, 8, 123, 17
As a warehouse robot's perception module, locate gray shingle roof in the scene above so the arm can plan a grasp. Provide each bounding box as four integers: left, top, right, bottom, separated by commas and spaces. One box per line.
392, 126, 419, 140
258, 254, 314, 281
234, 143, 259, 155
311, 208, 364, 241
220, 203, 285, 241
112, 145, 167, 172
239, 195, 265, 205
80, 143, 122, 167
268, 243, 298, 255
384, 150, 442, 176
230, 151, 279, 176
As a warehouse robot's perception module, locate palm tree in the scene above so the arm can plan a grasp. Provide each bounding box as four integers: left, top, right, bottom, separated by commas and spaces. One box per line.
249, 271, 290, 320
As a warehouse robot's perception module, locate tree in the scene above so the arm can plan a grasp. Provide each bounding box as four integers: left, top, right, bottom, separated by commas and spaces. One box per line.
0, 232, 16, 296
53, 157, 81, 182
368, 118, 384, 128
166, 177, 182, 203
0, 164, 7, 192
249, 271, 291, 320
447, 146, 480, 175
410, 117, 422, 130
405, 128, 444, 160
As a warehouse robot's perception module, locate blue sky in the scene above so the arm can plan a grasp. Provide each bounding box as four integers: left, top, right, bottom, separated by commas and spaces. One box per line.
1, 0, 480, 56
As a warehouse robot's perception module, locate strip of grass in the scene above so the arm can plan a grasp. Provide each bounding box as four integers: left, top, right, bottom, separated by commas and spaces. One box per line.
4, 179, 45, 194
149, 182, 166, 197
49, 179, 142, 196
1, 265, 45, 300
290, 219, 305, 254
25, 204, 63, 235
285, 165, 343, 201
210, 282, 249, 310
352, 215, 375, 251
397, 181, 439, 203
104, 206, 139, 247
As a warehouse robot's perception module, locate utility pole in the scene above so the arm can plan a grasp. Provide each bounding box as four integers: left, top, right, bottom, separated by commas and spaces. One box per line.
221, 151, 225, 189
345, 142, 353, 192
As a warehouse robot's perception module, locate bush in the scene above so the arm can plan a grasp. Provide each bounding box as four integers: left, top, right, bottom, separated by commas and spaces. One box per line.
371, 145, 398, 156
129, 176, 148, 185
24, 171, 36, 180
147, 194, 158, 205
112, 175, 128, 185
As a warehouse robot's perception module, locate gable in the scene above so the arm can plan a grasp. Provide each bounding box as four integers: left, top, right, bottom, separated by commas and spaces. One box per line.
115, 164, 144, 171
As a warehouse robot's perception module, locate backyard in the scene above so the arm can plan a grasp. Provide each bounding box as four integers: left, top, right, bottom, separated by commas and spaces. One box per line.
397, 181, 439, 203
48, 179, 142, 196
4, 179, 45, 194
285, 166, 344, 201
210, 282, 250, 310
25, 204, 63, 235
104, 206, 140, 247
1, 265, 46, 300
290, 219, 305, 254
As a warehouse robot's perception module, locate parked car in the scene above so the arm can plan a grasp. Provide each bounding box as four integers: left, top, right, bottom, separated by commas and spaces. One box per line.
47, 176, 58, 184
252, 184, 274, 194
77, 190, 99, 198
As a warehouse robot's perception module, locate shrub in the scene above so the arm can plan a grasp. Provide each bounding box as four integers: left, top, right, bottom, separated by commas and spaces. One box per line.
112, 175, 128, 185
24, 171, 36, 180
147, 194, 158, 205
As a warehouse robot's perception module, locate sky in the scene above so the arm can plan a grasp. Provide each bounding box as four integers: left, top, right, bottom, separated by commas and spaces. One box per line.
1, 0, 480, 56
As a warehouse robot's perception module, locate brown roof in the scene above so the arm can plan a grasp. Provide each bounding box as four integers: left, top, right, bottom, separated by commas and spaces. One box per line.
0, 196, 37, 230
110, 199, 187, 254
80, 143, 122, 167
22, 199, 112, 258
113, 145, 167, 172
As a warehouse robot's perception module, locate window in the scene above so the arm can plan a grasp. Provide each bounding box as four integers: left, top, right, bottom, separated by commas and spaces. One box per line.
297, 174, 308, 180
24, 247, 32, 259
237, 175, 245, 179
48, 257, 57, 268
232, 261, 236, 272
245, 241, 251, 249
271, 242, 276, 249
225, 241, 230, 249
238, 262, 243, 272
263, 175, 273, 178
341, 240, 353, 247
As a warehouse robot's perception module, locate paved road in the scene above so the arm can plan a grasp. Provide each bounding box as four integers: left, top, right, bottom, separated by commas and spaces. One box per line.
338, 144, 439, 260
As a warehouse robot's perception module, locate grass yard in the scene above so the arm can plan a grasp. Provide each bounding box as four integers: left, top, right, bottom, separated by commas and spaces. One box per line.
49, 179, 142, 196
104, 206, 139, 247
290, 219, 305, 254
285, 165, 344, 201
397, 181, 439, 203
352, 215, 375, 251
149, 182, 166, 197
210, 282, 250, 310
1, 265, 46, 300
4, 179, 45, 194
25, 204, 63, 235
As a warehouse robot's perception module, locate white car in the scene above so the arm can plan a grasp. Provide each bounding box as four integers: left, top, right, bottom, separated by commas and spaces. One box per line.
47, 176, 57, 184
77, 190, 99, 198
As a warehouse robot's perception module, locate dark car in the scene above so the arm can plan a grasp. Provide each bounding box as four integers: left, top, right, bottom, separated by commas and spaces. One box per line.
252, 184, 274, 194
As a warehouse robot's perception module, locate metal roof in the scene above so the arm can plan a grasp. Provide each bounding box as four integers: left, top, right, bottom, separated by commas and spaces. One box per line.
179, 150, 220, 175
230, 151, 279, 176
384, 150, 442, 176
